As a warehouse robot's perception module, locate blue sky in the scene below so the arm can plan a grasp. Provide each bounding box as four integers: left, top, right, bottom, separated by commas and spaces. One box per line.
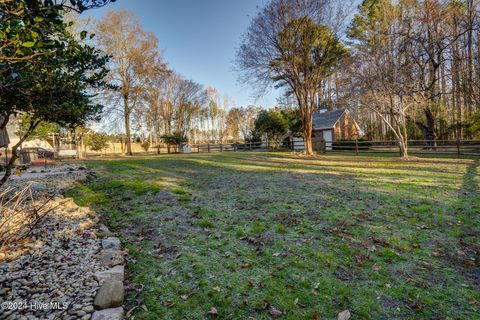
86, 0, 280, 108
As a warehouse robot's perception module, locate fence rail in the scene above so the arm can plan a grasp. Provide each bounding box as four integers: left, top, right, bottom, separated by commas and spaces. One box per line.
330, 139, 480, 156
73, 139, 480, 157
2, 138, 479, 167
192, 140, 307, 153
186, 139, 480, 156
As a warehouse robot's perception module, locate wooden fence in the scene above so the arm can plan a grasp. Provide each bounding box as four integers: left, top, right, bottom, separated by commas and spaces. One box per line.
329, 139, 480, 156
190, 140, 310, 153
87, 139, 479, 157
178, 139, 480, 157
3, 139, 479, 166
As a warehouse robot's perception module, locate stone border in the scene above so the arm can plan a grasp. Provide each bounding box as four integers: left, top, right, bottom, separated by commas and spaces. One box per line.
91, 225, 126, 320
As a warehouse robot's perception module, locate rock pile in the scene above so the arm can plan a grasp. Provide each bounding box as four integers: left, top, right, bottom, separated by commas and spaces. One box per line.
0, 166, 126, 320
91, 236, 125, 320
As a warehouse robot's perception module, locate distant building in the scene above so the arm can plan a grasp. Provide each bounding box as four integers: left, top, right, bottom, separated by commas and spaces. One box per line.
3, 118, 54, 150
312, 109, 362, 150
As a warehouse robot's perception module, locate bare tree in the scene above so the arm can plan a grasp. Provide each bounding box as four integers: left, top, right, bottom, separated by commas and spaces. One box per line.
203, 88, 230, 143
227, 105, 261, 142
236, 0, 348, 154
345, 0, 480, 144
174, 78, 205, 140
93, 10, 167, 155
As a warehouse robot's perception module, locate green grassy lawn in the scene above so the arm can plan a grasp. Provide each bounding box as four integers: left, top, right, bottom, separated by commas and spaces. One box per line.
67, 152, 480, 319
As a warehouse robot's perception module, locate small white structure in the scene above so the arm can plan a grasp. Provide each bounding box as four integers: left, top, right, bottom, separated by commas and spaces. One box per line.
58, 149, 78, 158
182, 144, 192, 153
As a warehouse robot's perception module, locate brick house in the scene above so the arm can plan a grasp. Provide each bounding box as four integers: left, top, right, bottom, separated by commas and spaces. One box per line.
311, 109, 362, 150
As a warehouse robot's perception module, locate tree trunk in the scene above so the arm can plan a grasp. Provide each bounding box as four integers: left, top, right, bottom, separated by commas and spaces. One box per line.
0, 120, 40, 187
124, 96, 133, 156
80, 136, 85, 159
424, 108, 436, 146
399, 138, 408, 158
303, 120, 313, 155
0, 149, 19, 187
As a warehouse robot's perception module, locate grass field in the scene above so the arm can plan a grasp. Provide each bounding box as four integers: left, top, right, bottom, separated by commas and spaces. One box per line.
67, 152, 480, 319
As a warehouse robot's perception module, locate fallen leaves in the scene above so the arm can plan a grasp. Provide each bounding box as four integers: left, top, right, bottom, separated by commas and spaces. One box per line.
269, 306, 283, 317
463, 258, 476, 268
408, 299, 422, 311
207, 307, 218, 316
83, 155, 480, 319
262, 299, 270, 309
261, 299, 283, 317
354, 255, 364, 267
337, 309, 351, 320
240, 236, 265, 247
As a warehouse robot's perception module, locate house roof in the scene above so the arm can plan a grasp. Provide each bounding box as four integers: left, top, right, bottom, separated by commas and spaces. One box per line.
312, 108, 347, 130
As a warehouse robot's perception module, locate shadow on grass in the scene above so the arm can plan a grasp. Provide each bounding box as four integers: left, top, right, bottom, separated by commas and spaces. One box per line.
68, 152, 479, 320
460, 159, 479, 197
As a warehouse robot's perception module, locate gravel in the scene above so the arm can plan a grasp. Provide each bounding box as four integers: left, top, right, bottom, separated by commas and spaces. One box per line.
0, 165, 108, 320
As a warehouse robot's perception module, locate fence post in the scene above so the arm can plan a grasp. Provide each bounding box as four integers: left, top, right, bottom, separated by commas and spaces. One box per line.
457, 138, 461, 157
234, 143, 237, 152
220, 142, 223, 152
198, 145, 200, 153
355, 139, 359, 156
207, 143, 210, 153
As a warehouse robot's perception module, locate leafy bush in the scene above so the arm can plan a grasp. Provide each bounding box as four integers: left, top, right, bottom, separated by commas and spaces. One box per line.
86, 132, 109, 152
163, 131, 187, 146
141, 141, 151, 152
254, 109, 289, 142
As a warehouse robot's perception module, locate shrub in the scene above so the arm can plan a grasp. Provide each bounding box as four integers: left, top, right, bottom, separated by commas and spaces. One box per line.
87, 132, 109, 152
141, 141, 151, 152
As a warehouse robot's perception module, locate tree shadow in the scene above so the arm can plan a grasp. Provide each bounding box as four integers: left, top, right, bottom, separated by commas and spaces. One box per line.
71, 153, 480, 319
459, 159, 479, 198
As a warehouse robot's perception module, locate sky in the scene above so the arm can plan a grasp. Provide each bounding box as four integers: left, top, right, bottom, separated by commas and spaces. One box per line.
85, 0, 280, 108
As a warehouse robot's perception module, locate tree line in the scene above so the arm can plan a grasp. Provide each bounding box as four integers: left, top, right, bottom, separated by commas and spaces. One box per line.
92, 0, 480, 158
236, 0, 480, 157
2, 0, 479, 179
88, 10, 266, 155
347, 0, 480, 156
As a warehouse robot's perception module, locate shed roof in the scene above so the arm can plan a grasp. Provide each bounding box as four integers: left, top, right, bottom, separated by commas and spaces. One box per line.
312, 108, 347, 130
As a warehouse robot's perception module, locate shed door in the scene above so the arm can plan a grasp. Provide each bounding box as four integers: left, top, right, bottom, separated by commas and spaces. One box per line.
323, 130, 333, 150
